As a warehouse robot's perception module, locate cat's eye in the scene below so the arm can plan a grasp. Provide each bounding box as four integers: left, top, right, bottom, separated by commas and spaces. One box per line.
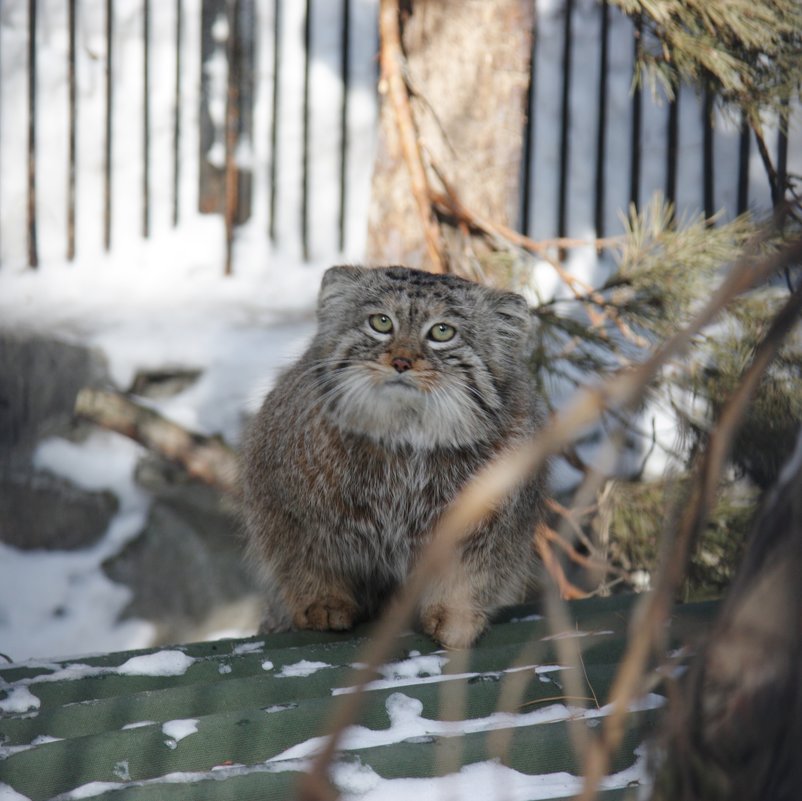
428, 322, 456, 342
368, 313, 394, 334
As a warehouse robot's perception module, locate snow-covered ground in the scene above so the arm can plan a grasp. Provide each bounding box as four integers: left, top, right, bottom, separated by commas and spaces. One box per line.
0, 223, 330, 662
1, 0, 800, 665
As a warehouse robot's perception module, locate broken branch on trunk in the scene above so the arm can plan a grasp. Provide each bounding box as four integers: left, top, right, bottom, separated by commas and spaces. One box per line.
74, 387, 239, 496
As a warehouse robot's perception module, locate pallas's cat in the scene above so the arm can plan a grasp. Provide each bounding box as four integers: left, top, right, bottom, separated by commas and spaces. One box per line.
241, 265, 545, 648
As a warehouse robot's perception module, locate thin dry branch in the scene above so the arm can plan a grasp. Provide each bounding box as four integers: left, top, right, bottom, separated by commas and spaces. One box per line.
429, 180, 648, 348
378, 0, 446, 274
539, 523, 631, 585
74, 387, 238, 496
298, 230, 802, 801
535, 525, 589, 600
430, 187, 623, 260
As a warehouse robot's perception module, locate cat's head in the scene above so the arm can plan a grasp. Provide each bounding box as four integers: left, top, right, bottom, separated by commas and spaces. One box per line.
310, 265, 532, 448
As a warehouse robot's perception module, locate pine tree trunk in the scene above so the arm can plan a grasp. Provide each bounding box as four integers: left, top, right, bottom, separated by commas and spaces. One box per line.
366, 0, 534, 274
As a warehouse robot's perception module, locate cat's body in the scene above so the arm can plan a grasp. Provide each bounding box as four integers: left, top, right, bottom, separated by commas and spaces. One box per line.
241, 265, 546, 648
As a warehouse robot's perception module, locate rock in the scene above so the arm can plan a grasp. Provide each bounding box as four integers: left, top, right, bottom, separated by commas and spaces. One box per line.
0, 333, 109, 469
103, 455, 260, 644
0, 471, 118, 551
0, 334, 117, 552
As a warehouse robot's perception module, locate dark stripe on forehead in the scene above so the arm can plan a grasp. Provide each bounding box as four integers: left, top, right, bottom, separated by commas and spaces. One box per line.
381, 266, 472, 290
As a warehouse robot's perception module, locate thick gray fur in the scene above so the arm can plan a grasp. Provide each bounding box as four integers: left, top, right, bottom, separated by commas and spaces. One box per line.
240, 265, 546, 648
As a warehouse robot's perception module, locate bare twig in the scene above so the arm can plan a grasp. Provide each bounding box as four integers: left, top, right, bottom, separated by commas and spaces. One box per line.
539, 524, 631, 584
74, 388, 238, 496
536, 526, 589, 600
378, 0, 446, 274
430, 177, 649, 348
431, 187, 623, 259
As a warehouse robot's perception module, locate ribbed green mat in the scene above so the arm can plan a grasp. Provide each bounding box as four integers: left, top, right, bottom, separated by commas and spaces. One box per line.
0, 594, 717, 800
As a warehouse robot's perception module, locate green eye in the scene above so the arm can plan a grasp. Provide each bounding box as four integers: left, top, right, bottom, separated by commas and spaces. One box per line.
368, 313, 394, 334
428, 322, 456, 342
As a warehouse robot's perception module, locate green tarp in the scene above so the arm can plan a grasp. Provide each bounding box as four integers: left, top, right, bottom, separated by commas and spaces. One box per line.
0, 594, 718, 800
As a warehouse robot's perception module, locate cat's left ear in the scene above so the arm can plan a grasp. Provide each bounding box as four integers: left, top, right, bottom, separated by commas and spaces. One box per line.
490, 290, 531, 349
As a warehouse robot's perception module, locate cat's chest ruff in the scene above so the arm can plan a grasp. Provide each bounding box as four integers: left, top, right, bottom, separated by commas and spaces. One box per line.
337, 438, 462, 538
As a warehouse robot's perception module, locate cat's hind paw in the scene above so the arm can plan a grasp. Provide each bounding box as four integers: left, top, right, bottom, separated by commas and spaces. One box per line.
419, 604, 486, 650
293, 595, 358, 632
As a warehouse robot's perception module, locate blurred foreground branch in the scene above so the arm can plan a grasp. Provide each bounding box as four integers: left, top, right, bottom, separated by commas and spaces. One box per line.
577, 261, 802, 800
298, 231, 802, 800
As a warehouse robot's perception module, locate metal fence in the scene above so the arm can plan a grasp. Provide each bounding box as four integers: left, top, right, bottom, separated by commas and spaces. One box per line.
1, 0, 798, 271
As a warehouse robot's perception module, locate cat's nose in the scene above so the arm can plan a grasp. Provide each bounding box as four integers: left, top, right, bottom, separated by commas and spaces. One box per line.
391, 356, 414, 373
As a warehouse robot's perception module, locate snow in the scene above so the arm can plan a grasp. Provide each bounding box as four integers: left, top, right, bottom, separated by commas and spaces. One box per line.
333, 662, 567, 696
231, 641, 264, 655
270, 690, 666, 762
377, 653, 449, 681
0, 784, 34, 801
0, 651, 194, 706
162, 718, 200, 748
116, 650, 195, 677
277, 660, 332, 678
0, 686, 41, 715
334, 752, 649, 801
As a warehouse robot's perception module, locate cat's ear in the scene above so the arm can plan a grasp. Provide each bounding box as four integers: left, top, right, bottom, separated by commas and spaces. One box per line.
318, 265, 367, 311
490, 290, 531, 349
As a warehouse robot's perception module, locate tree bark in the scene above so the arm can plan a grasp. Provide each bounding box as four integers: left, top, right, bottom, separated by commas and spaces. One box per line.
366, 0, 534, 275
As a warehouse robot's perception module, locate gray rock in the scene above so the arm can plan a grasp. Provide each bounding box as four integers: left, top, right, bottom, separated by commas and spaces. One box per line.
0, 471, 118, 551
103, 455, 260, 643
0, 333, 109, 469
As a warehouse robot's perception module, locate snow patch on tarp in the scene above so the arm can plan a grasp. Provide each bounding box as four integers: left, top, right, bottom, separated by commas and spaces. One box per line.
117, 651, 195, 677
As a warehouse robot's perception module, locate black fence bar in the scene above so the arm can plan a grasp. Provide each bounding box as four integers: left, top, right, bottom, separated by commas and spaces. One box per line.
104, 0, 113, 251
268, 0, 281, 241
776, 98, 789, 206
338, 0, 351, 253
556, 0, 573, 239
224, 0, 241, 276
67, 0, 77, 260
8, 0, 799, 269
142, 0, 151, 238
593, 0, 609, 240
629, 15, 642, 211
737, 114, 750, 215
301, 0, 312, 261
665, 88, 678, 209
172, 0, 183, 227
702, 86, 714, 222
520, 9, 537, 237
27, 0, 39, 268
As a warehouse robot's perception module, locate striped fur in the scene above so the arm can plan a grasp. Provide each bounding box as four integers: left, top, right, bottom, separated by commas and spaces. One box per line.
241, 266, 546, 648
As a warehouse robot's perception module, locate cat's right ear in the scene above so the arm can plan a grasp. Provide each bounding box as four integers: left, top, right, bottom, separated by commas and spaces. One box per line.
318, 265, 367, 313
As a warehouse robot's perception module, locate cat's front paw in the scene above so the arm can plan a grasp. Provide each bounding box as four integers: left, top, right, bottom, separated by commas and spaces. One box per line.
293, 595, 358, 631
419, 604, 486, 649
